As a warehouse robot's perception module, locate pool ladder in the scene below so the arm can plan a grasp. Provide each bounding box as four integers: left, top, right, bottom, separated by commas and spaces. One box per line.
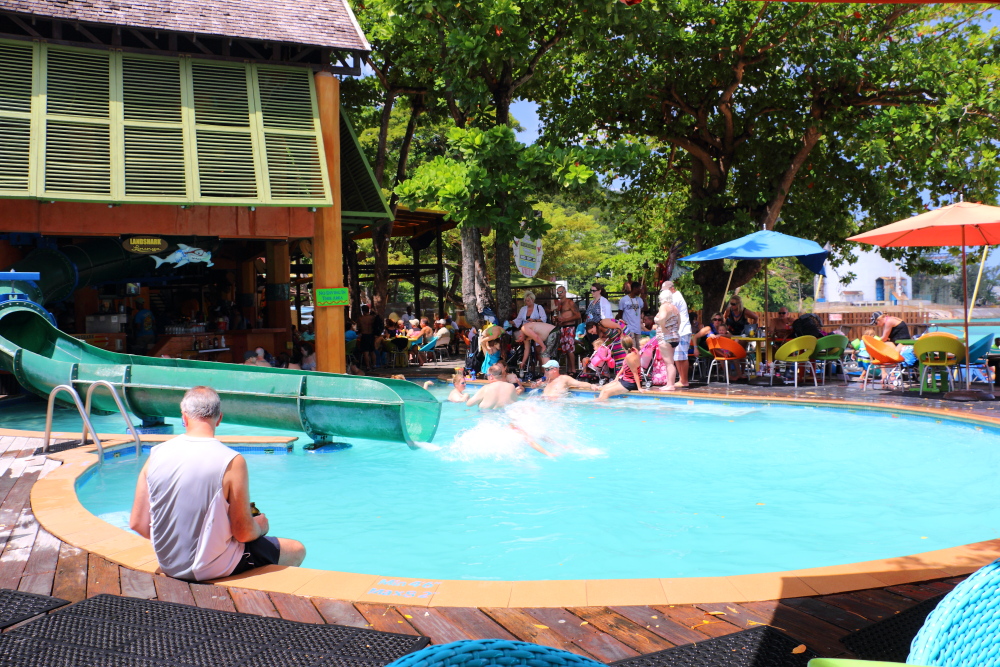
42, 382, 143, 466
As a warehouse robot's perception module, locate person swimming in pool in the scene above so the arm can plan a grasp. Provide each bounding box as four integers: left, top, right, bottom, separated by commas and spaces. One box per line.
448, 373, 469, 402
466, 362, 522, 410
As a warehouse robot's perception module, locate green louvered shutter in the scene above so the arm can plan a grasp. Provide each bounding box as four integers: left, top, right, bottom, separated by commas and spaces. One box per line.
121, 56, 188, 199
256, 67, 330, 203
191, 61, 260, 200
42, 47, 113, 197
0, 39, 332, 206
0, 41, 34, 195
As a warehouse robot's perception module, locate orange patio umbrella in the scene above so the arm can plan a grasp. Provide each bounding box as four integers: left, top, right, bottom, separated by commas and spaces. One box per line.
847, 201, 1000, 392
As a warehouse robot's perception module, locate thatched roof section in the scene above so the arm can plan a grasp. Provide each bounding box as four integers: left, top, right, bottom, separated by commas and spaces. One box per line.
1, 0, 369, 52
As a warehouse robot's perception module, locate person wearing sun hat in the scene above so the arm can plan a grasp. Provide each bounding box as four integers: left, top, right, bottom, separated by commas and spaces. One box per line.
478, 323, 503, 376
871, 310, 910, 349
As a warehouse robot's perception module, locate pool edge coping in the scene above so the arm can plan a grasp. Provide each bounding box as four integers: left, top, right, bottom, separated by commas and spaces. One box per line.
27, 391, 1000, 608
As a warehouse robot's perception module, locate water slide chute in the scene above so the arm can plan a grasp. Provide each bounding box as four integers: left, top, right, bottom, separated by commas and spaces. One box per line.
0, 240, 439, 447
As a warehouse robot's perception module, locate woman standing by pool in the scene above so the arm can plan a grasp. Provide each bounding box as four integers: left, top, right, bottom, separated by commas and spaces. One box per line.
478, 324, 503, 377
596, 336, 643, 401
652, 289, 679, 391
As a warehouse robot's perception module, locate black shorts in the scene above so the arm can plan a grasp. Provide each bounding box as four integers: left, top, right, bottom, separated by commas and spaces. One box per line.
359, 333, 376, 352
544, 327, 560, 359
620, 379, 638, 391
230, 536, 281, 576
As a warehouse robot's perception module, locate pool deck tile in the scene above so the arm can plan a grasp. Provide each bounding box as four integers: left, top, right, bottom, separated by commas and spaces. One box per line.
586, 578, 667, 606
793, 572, 888, 596
866, 568, 953, 587
509, 580, 588, 608
85, 532, 149, 557
429, 581, 513, 608
212, 564, 329, 594
661, 577, 746, 604
294, 571, 379, 600
726, 573, 819, 601
105, 542, 158, 568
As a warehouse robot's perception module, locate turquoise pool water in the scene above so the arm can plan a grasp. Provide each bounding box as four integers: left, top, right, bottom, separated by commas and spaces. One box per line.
20, 393, 1000, 580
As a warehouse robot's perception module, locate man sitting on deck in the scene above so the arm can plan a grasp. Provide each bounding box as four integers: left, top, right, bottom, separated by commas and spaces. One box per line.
130, 386, 305, 581
466, 362, 522, 410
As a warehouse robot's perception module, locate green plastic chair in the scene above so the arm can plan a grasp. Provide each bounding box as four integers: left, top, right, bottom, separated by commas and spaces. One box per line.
345, 338, 357, 363
771, 335, 818, 387
913, 336, 965, 396
811, 334, 850, 386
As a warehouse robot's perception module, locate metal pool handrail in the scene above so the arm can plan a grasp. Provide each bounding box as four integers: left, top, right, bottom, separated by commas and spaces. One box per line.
42, 384, 104, 465
83, 381, 142, 459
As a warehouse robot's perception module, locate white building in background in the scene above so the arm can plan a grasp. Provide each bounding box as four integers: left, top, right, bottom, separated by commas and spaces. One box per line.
816, 249, 912, 306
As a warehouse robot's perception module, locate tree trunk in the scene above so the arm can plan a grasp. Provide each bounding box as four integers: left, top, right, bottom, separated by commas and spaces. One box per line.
461, 226, 494, 326
494, 234, 512, 324
343, 235, 361, 322
372, 94, 424, 319
694, 258, 761, 316
373, 90, 397, 188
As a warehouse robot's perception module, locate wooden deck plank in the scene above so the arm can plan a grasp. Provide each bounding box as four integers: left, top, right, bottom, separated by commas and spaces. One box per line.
694, 602, 774, 631
778, 597, 870, 632
21, 527, 61, 577
739, 600, 851, 656
190, 583, 237, 612
228, 588, 280, 617
526, 607, 638, 662
434, 607, 517, 640
652, 605, 742, 639
396, 606, 472, 644
0, 472, 38, 552
481, 608, 594, 658
855, 589, 925, 614
18, 573, 55, 596
119, 568, 157, 600
86, 554, 121, 597
152, 575, 195, 605
819, 592, 902, 623
609, 606, 707, 646
270, 591, 325, 624
312, 598, 371, 628
883, 583, 948, 602
51, 542, 88, 603
568, 607, 676, 654
354, 603, 422, 636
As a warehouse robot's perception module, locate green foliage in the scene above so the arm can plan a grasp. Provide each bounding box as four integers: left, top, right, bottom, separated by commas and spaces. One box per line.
532, 201, 616, 295
532, 0, 1000, 303
395, 125, 598, 242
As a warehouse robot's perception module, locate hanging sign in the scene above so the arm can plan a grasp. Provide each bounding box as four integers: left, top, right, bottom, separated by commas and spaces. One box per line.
512, 233, 543, 278
122, 236, 168, 254
315, 287, 350, 307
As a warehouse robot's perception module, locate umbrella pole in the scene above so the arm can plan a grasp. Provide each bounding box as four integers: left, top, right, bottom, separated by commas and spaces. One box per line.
963, 232, 971, 390
720, 266, 735, 313
764, 260, 770, 373
969, 246, 990, 327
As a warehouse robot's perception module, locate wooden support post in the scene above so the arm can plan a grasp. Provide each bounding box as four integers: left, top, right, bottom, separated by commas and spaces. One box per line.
313, 71, 346, 374
237, 259, 258, 329
265, 240, 292, 352
436, 223, 445, 318
413, 245, 421, 320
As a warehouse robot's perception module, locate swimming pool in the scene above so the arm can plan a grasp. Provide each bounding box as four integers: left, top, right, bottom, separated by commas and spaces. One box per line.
65, 390, 1000, 582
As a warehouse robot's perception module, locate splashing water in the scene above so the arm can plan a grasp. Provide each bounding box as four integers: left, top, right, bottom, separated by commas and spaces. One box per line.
443, 397, 605, 461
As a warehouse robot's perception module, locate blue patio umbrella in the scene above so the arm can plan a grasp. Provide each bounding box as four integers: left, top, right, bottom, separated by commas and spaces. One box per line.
680, 229, 829, 314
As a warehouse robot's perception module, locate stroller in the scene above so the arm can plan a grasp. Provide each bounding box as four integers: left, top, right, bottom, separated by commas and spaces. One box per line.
638, 337, 670, 389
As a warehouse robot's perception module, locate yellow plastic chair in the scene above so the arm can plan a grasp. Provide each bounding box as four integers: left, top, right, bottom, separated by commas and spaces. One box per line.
914, 336, 965, 396
771, 335, 818, 387
809, 660, 931, 667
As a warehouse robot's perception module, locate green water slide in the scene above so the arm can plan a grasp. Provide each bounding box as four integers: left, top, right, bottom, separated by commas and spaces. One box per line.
0, 240, 440, 447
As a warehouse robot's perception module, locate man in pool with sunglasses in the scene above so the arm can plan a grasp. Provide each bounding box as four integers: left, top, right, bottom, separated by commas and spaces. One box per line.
130, 386, 305, 581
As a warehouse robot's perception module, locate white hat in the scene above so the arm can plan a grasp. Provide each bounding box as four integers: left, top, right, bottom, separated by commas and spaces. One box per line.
410, 319, 419, 326
436, 319, 446, 324
542, 360, 560, 369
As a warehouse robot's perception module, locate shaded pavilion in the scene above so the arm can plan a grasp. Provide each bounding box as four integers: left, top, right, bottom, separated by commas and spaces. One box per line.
0, 0, 390, 372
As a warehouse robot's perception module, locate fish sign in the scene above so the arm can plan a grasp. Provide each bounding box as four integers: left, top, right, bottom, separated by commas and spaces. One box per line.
152, 244, 214, 269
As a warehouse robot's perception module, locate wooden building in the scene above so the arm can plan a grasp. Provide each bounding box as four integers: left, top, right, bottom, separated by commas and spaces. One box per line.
0, 0, 390, 372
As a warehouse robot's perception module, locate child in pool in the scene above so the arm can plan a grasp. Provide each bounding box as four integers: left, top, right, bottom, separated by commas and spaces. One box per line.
448, 373, 468, 402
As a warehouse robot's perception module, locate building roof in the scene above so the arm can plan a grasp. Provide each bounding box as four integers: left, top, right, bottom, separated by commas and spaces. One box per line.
0, 0, 370, 52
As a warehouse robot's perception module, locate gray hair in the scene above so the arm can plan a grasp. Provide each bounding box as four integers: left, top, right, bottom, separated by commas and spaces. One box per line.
180, 386, 222, 420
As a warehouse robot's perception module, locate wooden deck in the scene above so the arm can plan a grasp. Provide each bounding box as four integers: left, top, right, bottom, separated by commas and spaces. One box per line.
0, 434, 964, 659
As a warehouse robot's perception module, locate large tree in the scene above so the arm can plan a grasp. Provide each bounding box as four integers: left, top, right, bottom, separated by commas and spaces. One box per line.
534, 1, 1000, 309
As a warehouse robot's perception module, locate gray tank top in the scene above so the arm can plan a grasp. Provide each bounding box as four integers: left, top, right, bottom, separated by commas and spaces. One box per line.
145, 435, 243, 581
